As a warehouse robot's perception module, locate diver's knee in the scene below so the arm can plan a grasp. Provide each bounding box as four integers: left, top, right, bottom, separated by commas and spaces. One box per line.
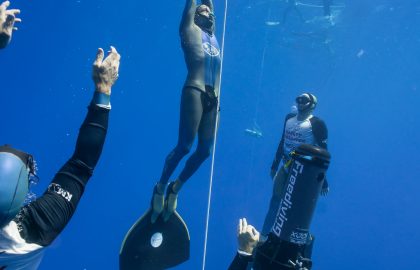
197, 147, 212, 161
175, 143, 193, 157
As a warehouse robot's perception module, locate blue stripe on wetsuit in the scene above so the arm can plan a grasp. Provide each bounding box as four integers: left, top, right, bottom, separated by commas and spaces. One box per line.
201, 32, 221, 89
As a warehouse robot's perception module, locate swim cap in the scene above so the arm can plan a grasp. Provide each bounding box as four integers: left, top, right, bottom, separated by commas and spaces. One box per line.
295, 93, 317, 113
0, 145, 36, 228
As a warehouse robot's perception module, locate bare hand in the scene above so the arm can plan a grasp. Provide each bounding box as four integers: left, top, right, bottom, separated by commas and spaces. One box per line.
320, 186, 329, 196
92, 46, 121, 95
237, 218, 260, 254
320, 178, 329, 196
0, 1, 21, 48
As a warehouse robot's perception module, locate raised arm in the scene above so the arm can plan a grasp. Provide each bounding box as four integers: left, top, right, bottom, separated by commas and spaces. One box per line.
179, 0, 196, 34
14, 47, 121, 246
0, 1, 21, 49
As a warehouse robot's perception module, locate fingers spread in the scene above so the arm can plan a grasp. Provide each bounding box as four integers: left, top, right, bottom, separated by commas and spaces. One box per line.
94, 48, 104, 66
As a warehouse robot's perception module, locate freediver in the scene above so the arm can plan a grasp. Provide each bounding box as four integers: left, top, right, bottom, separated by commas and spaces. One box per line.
262, 93, 329, 236
229, 125, 331, 269
0, 7, 121, 265
0, 0, 20, 49
151, 0, 221, 223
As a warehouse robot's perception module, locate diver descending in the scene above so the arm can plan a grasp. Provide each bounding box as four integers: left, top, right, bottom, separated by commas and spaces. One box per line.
0, 44, 120, 269
151, 0, 221, 223
0, 0, 20, 49
263, 93, 329, 236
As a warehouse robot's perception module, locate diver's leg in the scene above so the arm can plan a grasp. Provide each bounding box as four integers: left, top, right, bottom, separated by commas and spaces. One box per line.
157, 87, 204, 187
163, 103, 217, 221
15, 105, 109, 246
177, 104, 217, 184
261, 168, 288, 235
152, 87, 203, 222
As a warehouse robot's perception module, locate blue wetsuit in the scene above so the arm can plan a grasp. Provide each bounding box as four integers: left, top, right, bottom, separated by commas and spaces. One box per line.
159, 0, 221, 185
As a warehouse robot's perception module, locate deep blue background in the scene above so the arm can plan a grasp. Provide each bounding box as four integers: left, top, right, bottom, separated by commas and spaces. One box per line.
1, 0, 419, 269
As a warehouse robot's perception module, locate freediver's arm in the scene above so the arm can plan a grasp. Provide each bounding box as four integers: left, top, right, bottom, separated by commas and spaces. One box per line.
271, 113, 295, 178
310, 116, 328, 149
179, 0, 196, 34
13, 47, 120, 246
271, 134, 285, 178
310, 117, 329, 195
0, 1, 21, 49
228, 253, 252, 270
228, 218, 259, 270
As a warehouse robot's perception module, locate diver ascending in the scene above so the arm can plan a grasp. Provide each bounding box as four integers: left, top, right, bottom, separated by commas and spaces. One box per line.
263, 93, 329, 235
151, 0, 221, 223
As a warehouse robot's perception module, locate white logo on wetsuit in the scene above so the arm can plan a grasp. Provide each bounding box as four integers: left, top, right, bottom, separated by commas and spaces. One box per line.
203, 42, 220, 57
48, 183, 73, 202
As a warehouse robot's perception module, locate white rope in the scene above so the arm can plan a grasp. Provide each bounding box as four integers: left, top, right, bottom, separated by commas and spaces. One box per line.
201, 0, 229, 269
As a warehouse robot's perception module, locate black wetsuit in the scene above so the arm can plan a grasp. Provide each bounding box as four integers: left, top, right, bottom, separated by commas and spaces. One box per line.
159, 0, 221, 185
13, 103, 109, 247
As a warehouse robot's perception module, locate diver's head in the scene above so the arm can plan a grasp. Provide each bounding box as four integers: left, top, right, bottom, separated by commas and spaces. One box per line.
0, 145, 37, 228
194, 5, 215, 34
295, 93, 317, 115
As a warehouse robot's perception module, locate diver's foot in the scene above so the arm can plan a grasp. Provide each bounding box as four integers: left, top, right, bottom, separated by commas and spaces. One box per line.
151, 183, 166, 224
163, 181, 179, 222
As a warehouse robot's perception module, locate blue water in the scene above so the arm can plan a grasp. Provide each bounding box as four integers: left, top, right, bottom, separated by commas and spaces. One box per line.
1, 0, 419, 269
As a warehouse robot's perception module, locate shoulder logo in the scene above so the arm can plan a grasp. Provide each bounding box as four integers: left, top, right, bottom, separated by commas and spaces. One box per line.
203, 42, 220, 57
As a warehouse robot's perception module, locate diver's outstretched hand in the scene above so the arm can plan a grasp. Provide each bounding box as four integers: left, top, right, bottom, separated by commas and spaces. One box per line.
320, 178, 329, 196
0, 1, 21, 49
237, 218, 260, 254
92, 46, 121, 95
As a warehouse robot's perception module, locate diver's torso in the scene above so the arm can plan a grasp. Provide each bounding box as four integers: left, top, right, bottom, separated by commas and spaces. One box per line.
283, 115, 315, 157
181, 26, 221, 96
0, 221, 44, 270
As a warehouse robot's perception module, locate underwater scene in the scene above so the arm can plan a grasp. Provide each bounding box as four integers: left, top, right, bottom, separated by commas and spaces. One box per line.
1, 0, 419, 269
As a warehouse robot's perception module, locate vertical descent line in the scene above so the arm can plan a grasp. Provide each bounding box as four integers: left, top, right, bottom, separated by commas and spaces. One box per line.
201, 0, 229, 269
